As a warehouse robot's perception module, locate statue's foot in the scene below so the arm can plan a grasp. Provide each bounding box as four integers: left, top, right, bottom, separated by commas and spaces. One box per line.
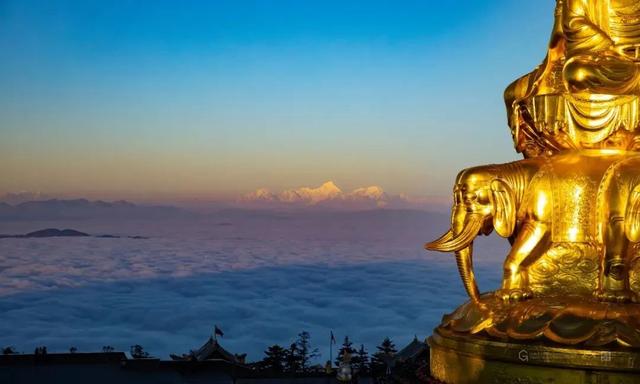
593, 289, 638, 303
496, 288, 533, 302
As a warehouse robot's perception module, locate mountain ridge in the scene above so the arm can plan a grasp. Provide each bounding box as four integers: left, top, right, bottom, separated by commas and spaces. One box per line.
0, 199, 190, 221
0, 228, 148, 239
240, 181, 411, 209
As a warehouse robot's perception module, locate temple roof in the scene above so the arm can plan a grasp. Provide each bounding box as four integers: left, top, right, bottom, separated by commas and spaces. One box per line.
171, 337, 245, 364
394, 336, 427, 362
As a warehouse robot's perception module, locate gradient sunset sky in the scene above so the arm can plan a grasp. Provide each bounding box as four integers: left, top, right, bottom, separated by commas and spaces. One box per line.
1, 1, 555, 202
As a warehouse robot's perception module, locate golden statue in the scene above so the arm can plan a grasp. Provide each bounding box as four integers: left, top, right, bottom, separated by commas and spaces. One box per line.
426, 1, 640, 382
505, 0, 640, 158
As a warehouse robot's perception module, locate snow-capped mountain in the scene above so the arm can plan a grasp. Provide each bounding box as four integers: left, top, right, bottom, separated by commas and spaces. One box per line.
279, 181, 343, 204
346, 186, 389, 207
239, 181, 406, 209
241, 188, 279, 203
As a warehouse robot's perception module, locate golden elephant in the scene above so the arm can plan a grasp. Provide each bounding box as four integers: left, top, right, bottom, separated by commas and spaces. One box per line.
596, 155, 640, 302
427, 150, 635, 302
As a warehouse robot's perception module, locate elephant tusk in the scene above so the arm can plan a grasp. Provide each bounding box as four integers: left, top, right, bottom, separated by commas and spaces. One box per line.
426, 215, 484, 252
456, 245, 481, 302
424, 229, 454, 250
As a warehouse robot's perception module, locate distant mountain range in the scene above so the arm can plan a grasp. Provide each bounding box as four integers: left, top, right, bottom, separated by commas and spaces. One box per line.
0, 186, 441, 218
0, 191, 51, 205
0, 228, 90, 238
0, 228, 147, 239
239, 181, 419, 209
0, 199, 189, 221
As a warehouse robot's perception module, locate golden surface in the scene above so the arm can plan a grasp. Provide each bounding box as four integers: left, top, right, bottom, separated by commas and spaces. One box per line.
425, 4, 640, 380
429, 329, 640, 384
427, 151, 640, 305
504, 0, 640, 157
441, 294, 640, 347
424, 1, 640, 380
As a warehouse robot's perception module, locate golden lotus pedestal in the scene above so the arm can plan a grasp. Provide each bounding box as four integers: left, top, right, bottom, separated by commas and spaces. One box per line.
429, 330, 640, 383
428, 294, 640, 383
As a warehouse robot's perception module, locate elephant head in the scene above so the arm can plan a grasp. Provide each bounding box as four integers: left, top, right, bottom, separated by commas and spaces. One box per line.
426, 166, 518, 302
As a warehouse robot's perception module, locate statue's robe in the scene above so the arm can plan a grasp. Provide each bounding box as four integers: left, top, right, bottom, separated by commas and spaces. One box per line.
504, 0, 640, 157
563, 0, 640, 94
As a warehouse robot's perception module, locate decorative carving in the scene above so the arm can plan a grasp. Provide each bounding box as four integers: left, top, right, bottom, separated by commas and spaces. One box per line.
441, 294, 640, 347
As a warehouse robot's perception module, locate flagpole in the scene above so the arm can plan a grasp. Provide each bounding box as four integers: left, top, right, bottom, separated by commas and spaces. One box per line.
329, 331, 334, 368
329, 334, 333, 368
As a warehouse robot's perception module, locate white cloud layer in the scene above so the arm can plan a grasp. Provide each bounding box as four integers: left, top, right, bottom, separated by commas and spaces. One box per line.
0, 210, 507, 361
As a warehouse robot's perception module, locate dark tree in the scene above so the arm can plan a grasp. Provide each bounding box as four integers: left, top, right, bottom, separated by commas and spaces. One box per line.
102, 345, 115, 353
352, 344, 370, 375
2, 346, 17, 355
371, 337, 397, 376
34, 346, 47, 356
235, 353, 247, 364
284, 343, 301, 374
261, 344, 287, 373
394, 358, 426, 384
69, 347, 77, 354
335, 336, 356, 367
130, 345, 150, 359
376, 337, 397, 355
295, 331, 319, 372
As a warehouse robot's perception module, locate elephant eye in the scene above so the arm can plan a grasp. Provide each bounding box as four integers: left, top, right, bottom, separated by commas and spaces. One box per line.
463, 193, 477, 203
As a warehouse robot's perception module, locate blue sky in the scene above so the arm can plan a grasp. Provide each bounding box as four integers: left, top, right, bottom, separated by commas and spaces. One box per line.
0, 0, 555, 201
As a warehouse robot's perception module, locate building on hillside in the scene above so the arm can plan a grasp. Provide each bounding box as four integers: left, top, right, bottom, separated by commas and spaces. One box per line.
170, 336, 247, 364
394, 335, 428, 364
390, 336, 430, 383
0, 335, 428, 383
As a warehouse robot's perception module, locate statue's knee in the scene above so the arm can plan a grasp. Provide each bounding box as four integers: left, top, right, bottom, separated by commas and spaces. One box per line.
563, 58, 595, 91
564, 55, 637, 92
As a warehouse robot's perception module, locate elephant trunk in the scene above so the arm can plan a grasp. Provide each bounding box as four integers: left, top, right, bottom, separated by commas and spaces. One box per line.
425, 212, 484, 302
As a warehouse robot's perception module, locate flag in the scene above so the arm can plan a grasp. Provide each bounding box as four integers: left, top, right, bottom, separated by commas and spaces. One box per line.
330, 331, 336, 344
214, 325, 224, 338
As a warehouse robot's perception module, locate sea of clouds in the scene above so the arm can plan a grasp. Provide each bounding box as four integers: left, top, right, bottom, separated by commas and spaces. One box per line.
0, 210, 507, 361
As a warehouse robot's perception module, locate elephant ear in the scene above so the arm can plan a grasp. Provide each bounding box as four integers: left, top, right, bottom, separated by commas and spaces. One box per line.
625, 185, 640, 243
490, 179, 516, 238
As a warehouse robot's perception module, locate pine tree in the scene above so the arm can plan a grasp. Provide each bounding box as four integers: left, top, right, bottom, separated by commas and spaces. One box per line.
371, 337, 397, 375
2, 346, 16, 355
335, 336, 356, 367
295, 331, 319, 372
352, 344, 370, 375
376, 337, 397, 355
130, 344, 150, 359
284, 343, 301, 374
261, 344, 287, 373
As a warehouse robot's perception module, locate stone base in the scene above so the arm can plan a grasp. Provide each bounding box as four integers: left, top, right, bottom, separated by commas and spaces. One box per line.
428, 327, 640, 384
